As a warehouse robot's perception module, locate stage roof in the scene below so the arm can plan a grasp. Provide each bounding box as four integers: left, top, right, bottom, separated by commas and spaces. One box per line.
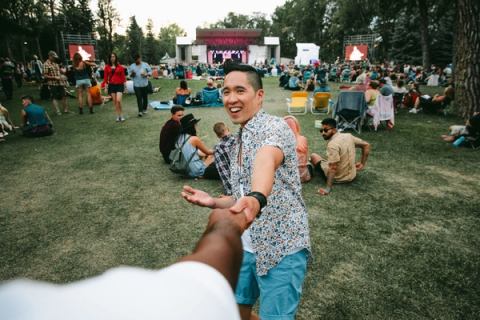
196, 28, 262, 40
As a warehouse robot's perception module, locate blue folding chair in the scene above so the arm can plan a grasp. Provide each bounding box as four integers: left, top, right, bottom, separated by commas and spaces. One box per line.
201, 89, 223, 107
333, 91, 367, 133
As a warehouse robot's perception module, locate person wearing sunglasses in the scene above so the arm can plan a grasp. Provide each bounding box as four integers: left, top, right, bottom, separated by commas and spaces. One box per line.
310, 118, 370, 195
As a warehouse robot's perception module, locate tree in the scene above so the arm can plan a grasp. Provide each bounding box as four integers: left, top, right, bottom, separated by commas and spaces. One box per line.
125, 16, 144, 62
416, 0, 431, 69
96, 0, 119, 62
143, 19, 159, 64
158, 23, 184, 58
454, 0, 480, 118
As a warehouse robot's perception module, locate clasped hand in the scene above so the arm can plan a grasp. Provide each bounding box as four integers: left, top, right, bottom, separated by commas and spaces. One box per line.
182, 185, 260, 225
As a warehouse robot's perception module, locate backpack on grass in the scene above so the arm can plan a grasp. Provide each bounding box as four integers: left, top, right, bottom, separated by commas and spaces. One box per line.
169, 135, 197, 177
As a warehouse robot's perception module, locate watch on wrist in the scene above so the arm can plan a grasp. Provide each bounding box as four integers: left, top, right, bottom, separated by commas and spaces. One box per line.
246, 191, 267, 215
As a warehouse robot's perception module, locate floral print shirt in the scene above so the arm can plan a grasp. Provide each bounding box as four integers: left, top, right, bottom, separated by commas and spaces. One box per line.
231, 109, 311, 276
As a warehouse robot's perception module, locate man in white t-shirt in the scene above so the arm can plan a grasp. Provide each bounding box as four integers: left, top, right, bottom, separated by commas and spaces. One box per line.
0, 209, 248, 320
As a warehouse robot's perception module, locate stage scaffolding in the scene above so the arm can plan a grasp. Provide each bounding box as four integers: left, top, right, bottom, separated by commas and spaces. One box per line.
343, 33, 380, 61
60, 32, 97, 64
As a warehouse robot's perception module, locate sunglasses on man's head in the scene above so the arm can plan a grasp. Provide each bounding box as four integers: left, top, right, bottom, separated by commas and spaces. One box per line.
319, 127, 333, 133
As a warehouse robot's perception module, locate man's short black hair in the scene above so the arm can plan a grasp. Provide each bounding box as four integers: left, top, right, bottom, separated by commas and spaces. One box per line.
170, 105, 184, 115
21, 95, 34, 102
134, 54, 141, 60
321, 118, 337, 128
223, 62, 263, 91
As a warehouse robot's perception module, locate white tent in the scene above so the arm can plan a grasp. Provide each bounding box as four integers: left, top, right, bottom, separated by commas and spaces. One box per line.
295, 43, 320, 66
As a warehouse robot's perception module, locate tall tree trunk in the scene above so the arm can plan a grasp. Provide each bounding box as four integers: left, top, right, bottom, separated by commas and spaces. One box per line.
455, 0, 480, 118
35, 36, 43, 61
49, 0, 60, 54
5, 36, 13, 58
417, 0, 431, 69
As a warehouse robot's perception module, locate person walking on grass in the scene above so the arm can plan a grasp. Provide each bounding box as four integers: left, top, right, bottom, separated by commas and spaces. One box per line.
182, 62, 311, 320
72, 53, 96, 115
128, 54, 152, 117
103, 53, 126, 122
43, 51, 70, 115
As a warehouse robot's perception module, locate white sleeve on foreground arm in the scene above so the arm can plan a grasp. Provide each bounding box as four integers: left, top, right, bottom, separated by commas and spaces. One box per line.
0, 261, 240, 320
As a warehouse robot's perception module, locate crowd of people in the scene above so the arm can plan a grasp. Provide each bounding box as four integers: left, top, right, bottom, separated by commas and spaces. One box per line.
0, 51, 477, 318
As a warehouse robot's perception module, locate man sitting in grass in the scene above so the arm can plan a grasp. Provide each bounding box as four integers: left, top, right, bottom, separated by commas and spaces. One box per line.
159, 105, 185, 164
20, 95, 54, 138
310, 118, 370, 195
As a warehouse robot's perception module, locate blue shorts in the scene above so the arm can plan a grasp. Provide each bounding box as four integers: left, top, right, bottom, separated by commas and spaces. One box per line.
235, 249, 308, 320
76, 78, 91, 88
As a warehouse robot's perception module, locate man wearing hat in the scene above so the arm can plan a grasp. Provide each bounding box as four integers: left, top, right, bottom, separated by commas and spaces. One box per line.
43, 51, 69, 115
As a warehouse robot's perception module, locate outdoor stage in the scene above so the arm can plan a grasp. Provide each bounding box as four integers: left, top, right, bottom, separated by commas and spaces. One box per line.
176, 28, 280, 65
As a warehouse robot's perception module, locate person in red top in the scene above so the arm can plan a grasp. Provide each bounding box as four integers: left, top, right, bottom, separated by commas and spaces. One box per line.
103, 52, 126, 122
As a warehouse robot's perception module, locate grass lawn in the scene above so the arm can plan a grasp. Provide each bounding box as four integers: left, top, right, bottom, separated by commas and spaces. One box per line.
1, 77, 479, 319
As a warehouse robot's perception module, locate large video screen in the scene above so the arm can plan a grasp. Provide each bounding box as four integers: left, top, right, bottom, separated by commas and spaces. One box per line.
68, 44, 96, 61
344, 45, 368, 61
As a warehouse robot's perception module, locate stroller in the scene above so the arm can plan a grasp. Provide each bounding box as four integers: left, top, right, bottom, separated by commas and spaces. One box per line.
332, 91, 368, 134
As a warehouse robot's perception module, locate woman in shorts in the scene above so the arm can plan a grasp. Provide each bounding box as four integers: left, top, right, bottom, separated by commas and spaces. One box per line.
103, 53, 126, 122
72, 53, 96, 114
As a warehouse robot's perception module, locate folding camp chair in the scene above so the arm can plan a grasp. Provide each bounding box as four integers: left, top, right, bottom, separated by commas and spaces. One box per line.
286, 91, 308, 115
310, 92, 333, 115
369, 94, 395, 131
332, 91, 367, 133
201, 89, 223, 107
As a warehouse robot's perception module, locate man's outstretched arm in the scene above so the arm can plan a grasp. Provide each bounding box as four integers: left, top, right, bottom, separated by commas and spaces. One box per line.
180, 209, 248, 289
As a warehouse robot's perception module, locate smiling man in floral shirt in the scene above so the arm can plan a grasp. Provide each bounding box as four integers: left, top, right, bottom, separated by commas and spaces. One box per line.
182, 62, 311, 320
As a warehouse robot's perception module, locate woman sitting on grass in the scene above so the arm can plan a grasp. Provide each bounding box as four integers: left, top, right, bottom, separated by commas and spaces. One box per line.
284, 115, 312, 183
174, 114, 214, 178
365, 80, 380, 108
173, 80, 192, 106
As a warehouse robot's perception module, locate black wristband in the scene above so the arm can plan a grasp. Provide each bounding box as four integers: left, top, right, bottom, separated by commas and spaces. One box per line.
246, 191, 267, 212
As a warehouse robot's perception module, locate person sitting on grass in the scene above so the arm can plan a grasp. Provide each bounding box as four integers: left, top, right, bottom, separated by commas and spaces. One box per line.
89, 78, 111, 106
304, 75, 315, 91
403, 82, 421, 109
0, 103, 16, 142
20, 95, 54, 138
310, 118, 370, 195
173, 113, 215, 178
313, 78, 331, 93
213, 122, 236, 195
441, 112, 480, 148
284, 115, 312, 183
365, 80, 380, 108
173, 80, 192, 106
379, 78, 394, 96
160, 105, 185, 164
285, 71, 302, 90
